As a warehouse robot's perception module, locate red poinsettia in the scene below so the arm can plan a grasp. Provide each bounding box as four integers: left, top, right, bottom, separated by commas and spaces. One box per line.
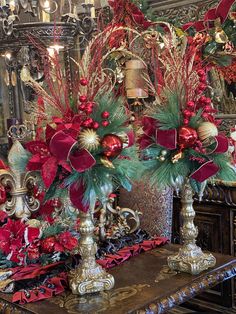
0, 219, 26, 255
56, 231, 78, 252
40, 232, 78, 254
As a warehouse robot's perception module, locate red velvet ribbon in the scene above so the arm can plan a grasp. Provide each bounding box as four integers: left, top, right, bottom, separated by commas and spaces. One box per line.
190, 160, 220, 182
183, 0, 236, 31
49, 130, 96, 173
97, 236, 168, 269
140, 117, 177, 150
69, 182, 89, 212
11, 237, 168, 304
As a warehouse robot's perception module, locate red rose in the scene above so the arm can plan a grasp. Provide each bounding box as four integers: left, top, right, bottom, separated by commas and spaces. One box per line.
41, 236, 56, 253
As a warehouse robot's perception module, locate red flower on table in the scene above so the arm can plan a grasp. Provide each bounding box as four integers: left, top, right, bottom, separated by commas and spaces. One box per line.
0, 219, 26, 257
56, 231, 78, 252
26, 241, 40, 261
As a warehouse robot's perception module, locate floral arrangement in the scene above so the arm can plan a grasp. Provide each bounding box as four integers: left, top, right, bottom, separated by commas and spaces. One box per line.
21, 31, 142, 213
0, 205, 78, 268
182, 0, 236, 67
139, 23, 236, 194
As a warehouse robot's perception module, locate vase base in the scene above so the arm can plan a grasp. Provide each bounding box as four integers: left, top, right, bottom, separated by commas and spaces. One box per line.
167, 244, 216, 275
69, 263, 115, 295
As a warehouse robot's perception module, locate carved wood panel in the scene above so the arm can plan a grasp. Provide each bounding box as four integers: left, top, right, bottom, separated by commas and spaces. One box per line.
148, 0, 218, 25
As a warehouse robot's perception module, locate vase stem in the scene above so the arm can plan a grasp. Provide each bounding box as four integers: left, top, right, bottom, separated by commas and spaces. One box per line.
69, 210, 114, 295
168, 178, 216, 275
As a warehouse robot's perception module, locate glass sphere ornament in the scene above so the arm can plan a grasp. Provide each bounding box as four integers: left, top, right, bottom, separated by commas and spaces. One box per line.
178, 126, 198, 148
101, 134, 123, 158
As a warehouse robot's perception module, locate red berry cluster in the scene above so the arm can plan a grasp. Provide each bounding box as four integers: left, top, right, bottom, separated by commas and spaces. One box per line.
183, 101, 196, 125
196, 69, 207, 94
78, 78, 111, 129
78, 78, 100, 130
101, 111, 110, 127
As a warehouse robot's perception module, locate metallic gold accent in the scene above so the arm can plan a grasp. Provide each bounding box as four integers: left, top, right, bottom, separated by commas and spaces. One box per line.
125, 60, 148, 100
78, 129, 100, 151
0, 141, 40, 219
167, 178, 216, 275
69, 210, 115, 295
100, 157, 115, 169
51, 284, 150, 313
94, 194, 141, 241
7, 120, 31, 142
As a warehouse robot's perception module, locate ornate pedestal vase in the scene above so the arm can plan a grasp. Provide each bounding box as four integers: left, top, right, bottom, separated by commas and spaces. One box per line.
167, 179, 216, 275
69, 210, 115, 295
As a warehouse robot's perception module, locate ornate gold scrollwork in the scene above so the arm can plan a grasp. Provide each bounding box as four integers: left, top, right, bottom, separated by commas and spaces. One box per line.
0, 141, 40, 219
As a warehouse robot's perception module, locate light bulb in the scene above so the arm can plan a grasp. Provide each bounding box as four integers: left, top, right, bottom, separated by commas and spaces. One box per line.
43, 0, 50, 10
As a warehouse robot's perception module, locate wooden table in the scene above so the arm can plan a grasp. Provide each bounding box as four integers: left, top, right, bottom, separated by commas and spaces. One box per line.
1, 244, 236, 314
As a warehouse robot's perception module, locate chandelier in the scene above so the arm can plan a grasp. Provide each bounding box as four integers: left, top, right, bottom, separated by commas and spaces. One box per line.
0, 0, 109, 50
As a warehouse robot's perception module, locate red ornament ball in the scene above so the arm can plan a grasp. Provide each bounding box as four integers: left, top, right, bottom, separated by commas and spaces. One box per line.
205, 98, 211, 105
187, 101, 195, 109
82, 118, 93, 127
204, 105, 213, 113
79, 95, 87, 103
101, 134, 123, 158
80, 78, 89, 86
85, 107, 93, 115
41, 236, 56, 253
92, 121, 100, 129
101, 111, 110, 119
199, 76, 206, 83
183, 119, 189, 125
0, 185, 6, 205
102, 120, 110, 127
78, 104, 86, 111
178, 126, 198, 148
198, 83, 206, 91
197, 69, 205, 77
183, 110, 192, 118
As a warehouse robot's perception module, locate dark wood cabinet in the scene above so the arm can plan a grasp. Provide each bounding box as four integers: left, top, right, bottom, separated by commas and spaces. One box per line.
172, 183, 236, 308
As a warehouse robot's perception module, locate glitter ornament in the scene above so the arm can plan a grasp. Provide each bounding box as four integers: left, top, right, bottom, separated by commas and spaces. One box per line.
197, 122, 218, 141
78, 129, 100, 151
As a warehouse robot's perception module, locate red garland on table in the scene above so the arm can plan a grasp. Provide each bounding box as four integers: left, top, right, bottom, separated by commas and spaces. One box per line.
9, 236, 168, 304
0, 213, 78, 266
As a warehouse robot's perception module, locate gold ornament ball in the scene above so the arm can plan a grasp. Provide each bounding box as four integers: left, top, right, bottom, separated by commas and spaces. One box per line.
159, 156, 165, 162
78, 129, 100, 151
161, 150, 168, 156
197, 122, 218, 141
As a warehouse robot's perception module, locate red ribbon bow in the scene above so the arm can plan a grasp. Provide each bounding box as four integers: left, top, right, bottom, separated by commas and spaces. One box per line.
183, 0, 236, 31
